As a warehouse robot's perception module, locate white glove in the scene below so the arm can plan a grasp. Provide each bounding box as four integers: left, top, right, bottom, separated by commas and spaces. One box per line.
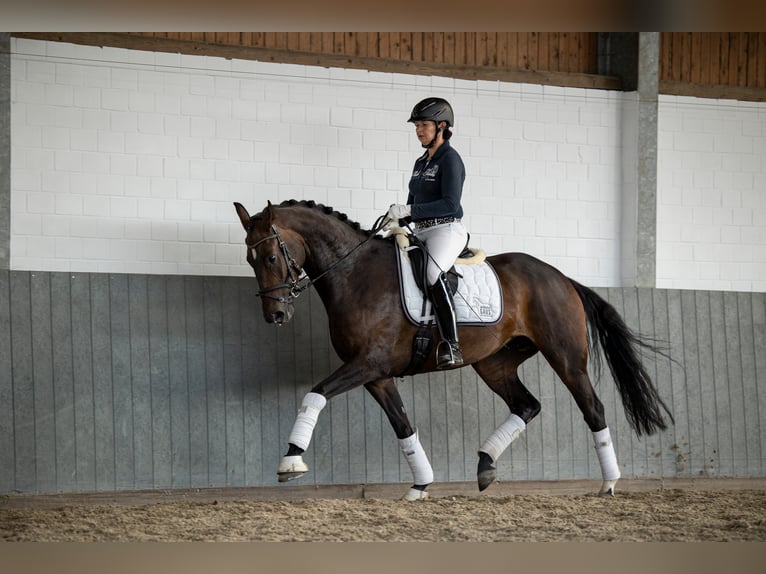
387, 204, 411, 221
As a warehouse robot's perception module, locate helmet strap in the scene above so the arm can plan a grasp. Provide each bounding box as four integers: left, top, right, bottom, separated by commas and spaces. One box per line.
422, 122, 444, 149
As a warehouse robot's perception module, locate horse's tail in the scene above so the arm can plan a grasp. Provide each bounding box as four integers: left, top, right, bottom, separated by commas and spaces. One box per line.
569, 279, 674, 436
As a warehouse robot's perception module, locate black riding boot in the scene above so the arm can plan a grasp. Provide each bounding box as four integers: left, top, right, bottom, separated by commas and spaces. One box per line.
428, 275, 463, 369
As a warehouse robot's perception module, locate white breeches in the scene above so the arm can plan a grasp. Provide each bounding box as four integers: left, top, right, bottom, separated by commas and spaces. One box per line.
414, 221, 468, 285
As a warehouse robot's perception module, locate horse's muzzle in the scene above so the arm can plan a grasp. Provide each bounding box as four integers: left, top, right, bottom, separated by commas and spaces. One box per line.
265, 304, 294, 325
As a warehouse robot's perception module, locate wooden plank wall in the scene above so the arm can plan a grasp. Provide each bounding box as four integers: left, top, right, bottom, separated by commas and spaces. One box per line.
1, 270, 764, 494
660, 32, 766, 88
134, 32, 599, 74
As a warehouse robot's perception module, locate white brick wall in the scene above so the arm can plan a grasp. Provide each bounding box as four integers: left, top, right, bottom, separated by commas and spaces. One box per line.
657, 95, 766, 291
4, 39, 677, 288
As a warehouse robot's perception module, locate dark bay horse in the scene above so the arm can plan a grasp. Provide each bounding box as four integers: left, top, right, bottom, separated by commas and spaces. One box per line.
234, 199, 673, 500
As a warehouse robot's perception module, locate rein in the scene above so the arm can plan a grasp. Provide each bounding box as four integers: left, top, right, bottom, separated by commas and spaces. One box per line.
248, 214, 389, 304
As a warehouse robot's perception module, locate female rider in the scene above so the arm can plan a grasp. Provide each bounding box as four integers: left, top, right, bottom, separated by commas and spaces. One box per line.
387, 97, 468, 369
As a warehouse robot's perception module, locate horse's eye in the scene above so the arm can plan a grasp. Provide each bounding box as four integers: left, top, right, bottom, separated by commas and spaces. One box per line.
268, 255, 277, 264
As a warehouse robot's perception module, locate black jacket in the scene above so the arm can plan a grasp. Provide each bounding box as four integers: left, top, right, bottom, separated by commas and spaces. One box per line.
407, 140, 465, 221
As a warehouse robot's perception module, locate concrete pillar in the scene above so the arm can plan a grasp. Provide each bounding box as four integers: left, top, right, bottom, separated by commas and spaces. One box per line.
634, 32, 659, 288
0, 33, 9, 270
617, 32, 659, 288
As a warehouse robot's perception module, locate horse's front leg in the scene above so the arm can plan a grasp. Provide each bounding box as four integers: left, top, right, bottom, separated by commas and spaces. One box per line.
277, 362, 379, 483
365, 378, 433, 501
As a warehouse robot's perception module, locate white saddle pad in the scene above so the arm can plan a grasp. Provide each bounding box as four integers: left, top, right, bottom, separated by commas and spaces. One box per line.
395, 244, 503, 326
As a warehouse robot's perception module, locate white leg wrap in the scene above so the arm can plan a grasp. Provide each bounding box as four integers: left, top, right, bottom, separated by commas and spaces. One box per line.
478, 413, 526, 462
287, 392, 327, 451
593, 427, 621, 482
399, 430, 434, 486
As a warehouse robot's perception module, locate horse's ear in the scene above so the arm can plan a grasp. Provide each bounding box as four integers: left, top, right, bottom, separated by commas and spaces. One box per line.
233, 202, 251, 231
266, 200, 275, 223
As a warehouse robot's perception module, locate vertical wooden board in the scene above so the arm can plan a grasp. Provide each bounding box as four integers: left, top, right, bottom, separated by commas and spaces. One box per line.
70, 274, 96, 491
363, 386, 384, 484
668, 290, 692, 475
166, 276, 190, 489
329, 390, 350, 485
353, 32, 368, 59
444, 368, 464, 481
699, 33, 711, 85
708, 290, 733, 476
109, 274, 134, 490
221, 277, 245, 486
427, 372, 448, 482
184, 277, 208, 487
239, 278, 262, 486
728, 33, 740, 87
147, 276, 171, 489
651, 290, 674, 476
346, 384, 366, 484
694, 291, 718, 476
527, 32, 539, 71
30, 273, 56, 492
740, 32, 752, 87
738, 292, 760, 475
752, 292, 766, 473
128, 275, 153, 489
723, 291, 747, 475
681, 290, 704, 476
0, 272, 14, 492
9, 272, 35, 491
465, 33, 476, 68
90, 274, 115, 491
537, 33, 550, 71
758, 32, 766, 88
443, 32, 455, 66
410, 32, 423, 63
637, 288, 663, 477
691, 32, 702, 84
49, 273, 76, 491
459, 368, 480, 482
203, 277, 227, 487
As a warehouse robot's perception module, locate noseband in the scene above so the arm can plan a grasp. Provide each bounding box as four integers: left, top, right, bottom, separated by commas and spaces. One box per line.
248, 224, 308, 304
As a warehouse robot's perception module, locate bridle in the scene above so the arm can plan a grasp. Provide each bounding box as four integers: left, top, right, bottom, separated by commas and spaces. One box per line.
246, 215, 388, 305
247, 224, 308, 304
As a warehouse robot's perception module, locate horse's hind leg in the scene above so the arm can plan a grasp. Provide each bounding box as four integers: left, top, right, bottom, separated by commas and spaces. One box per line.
365, 378, 433, 501
540, 347, 620, 496
471, 340, 541, 491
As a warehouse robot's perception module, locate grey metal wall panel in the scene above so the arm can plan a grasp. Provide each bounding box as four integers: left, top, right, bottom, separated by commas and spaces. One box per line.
1, 270, 765, 494
0, 271, 12, 492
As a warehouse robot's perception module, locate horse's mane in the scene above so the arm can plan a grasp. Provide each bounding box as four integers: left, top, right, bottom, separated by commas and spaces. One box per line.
256, 199, 373, 235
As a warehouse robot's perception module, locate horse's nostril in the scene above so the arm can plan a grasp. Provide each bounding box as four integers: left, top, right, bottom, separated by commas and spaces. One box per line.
272, 311, 285, 324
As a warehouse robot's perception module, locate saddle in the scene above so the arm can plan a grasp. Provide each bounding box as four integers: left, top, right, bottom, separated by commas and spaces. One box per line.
388, 228, 503, 376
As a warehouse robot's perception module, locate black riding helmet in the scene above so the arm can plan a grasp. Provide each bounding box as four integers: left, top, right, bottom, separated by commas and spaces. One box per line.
408, 97, 454, 148
407, 97, 454, 127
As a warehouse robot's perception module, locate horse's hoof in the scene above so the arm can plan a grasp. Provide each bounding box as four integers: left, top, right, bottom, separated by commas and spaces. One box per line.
402, 487, 430, 501
278, 455, 308, 482
598, 479, 618, 497
477, 469, 496, 492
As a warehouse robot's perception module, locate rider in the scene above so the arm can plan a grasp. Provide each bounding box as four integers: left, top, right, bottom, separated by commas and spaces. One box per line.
387, 97, 468, 369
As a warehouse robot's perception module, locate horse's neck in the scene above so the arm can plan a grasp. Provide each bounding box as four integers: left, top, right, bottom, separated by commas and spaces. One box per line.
291, 216, 367, 278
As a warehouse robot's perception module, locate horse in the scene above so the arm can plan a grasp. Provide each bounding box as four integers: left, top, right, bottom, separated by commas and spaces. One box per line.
234, 199, 674, 501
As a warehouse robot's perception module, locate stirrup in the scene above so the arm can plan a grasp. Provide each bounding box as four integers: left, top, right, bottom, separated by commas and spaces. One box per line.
436, 341, 463, 369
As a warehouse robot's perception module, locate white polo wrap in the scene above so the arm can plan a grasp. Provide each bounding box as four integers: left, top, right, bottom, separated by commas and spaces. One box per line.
592, 426, 621, 481
288, 392, 327, 451
478, 413, 526, 462
399, 430, 434, 486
